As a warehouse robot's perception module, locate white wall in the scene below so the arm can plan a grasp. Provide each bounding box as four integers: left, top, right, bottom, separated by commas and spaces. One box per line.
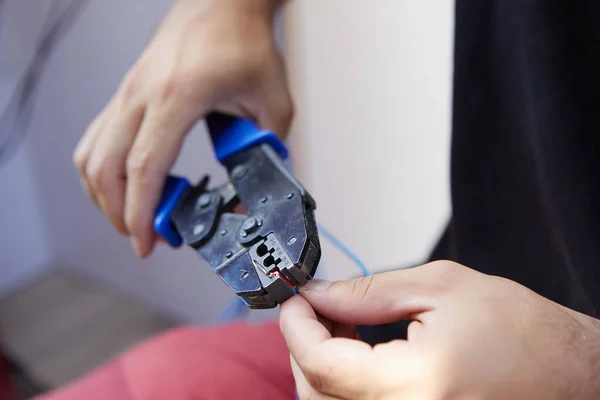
287, 1, 454, 279
0, 143, 52, 295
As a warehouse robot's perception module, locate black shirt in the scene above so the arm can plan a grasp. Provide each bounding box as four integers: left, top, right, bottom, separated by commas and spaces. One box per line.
361, 1, 600, 345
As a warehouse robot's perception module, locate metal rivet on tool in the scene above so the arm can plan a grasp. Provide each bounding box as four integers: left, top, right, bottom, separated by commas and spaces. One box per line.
242, 217, 262, 234
220, 229, 227, 236
286, 192, 294, 199
287, 236, 297, 245
231, 165, 247, 180
260, 196, 268, 203
225, 251, 233, 258
241, 231, 248, 237
193, 224, 205, 235
196, 193, 211, 209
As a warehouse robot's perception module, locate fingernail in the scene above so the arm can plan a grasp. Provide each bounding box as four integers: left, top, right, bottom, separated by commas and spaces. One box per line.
300, 279, 331, 292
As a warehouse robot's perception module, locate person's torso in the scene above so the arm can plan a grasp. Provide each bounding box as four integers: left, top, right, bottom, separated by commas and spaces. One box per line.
439, 1, 600, 316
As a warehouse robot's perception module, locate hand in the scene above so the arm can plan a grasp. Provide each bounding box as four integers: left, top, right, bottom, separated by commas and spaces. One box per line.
280, 261, 600, 399
73, 0, 291, 258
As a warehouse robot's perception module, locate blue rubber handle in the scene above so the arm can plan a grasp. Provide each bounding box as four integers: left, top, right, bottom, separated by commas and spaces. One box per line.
206, 113, 288, 163
154, 175, 191, 248
154, 113, 288, 247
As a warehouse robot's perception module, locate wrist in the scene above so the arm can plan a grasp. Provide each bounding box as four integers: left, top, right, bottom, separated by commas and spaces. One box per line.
565, 312, 600, 399
195, 0, 286, 20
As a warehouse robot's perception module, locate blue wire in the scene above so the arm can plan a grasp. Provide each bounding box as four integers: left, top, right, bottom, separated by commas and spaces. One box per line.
317, 223, 372, 277
217, 296, 249, 323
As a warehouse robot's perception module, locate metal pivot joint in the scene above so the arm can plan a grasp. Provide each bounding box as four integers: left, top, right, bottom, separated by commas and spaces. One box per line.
153, 113, 321, 309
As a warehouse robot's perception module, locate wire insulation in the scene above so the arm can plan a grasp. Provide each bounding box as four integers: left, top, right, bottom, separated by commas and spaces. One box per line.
317, 223, 372, 277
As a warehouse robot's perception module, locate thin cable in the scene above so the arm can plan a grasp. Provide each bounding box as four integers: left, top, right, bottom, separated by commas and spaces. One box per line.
317, 223, 372, 276
217, 296, 249, 323
0, 0, 90, 168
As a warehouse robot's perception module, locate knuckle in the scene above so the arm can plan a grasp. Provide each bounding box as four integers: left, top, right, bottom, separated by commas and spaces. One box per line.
85, 161, 104, 187
429, 259, 461, 274
427, 260, 466, 287
153, 71, 191, 104
86, 161, 115, 190
349, 275, 376, 301
119, 75, 138, 105
126, 150, 153, 178
74, 115, 104, 173
119, 62, 148, 104
154, 77, 177, 103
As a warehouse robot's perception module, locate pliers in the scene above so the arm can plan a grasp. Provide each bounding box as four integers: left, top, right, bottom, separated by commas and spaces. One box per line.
153, 113, 321, 309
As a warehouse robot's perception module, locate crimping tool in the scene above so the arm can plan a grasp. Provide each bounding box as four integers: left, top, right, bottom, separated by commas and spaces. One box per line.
153, 113, 321, 309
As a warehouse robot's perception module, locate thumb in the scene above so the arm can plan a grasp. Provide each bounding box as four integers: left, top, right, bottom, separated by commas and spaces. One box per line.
299, 261, 461, 325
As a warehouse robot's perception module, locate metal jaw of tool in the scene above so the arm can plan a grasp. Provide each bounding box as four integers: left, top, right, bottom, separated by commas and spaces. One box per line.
153, 113, 321, 309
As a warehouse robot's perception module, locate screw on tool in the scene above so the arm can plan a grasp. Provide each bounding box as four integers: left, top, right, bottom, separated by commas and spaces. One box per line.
231, 165, 247, 180
196, 193, 211, 209
193, 224, 205, 235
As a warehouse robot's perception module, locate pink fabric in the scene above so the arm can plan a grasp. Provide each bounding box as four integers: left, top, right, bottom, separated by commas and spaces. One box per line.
35, 322, 294, 400
0, 354, 21, 400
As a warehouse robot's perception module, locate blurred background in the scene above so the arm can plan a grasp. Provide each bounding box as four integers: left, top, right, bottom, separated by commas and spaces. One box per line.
0, 0, 453, 396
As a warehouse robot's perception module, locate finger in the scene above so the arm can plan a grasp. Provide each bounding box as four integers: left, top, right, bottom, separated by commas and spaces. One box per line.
299, 261, 464, 326
86, 103, 145, 235
74, 112, 108, 207
290, 356, 338, 400
125, 101, 198, 258
280, 295, 378, 398
280, 296, 332, 364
